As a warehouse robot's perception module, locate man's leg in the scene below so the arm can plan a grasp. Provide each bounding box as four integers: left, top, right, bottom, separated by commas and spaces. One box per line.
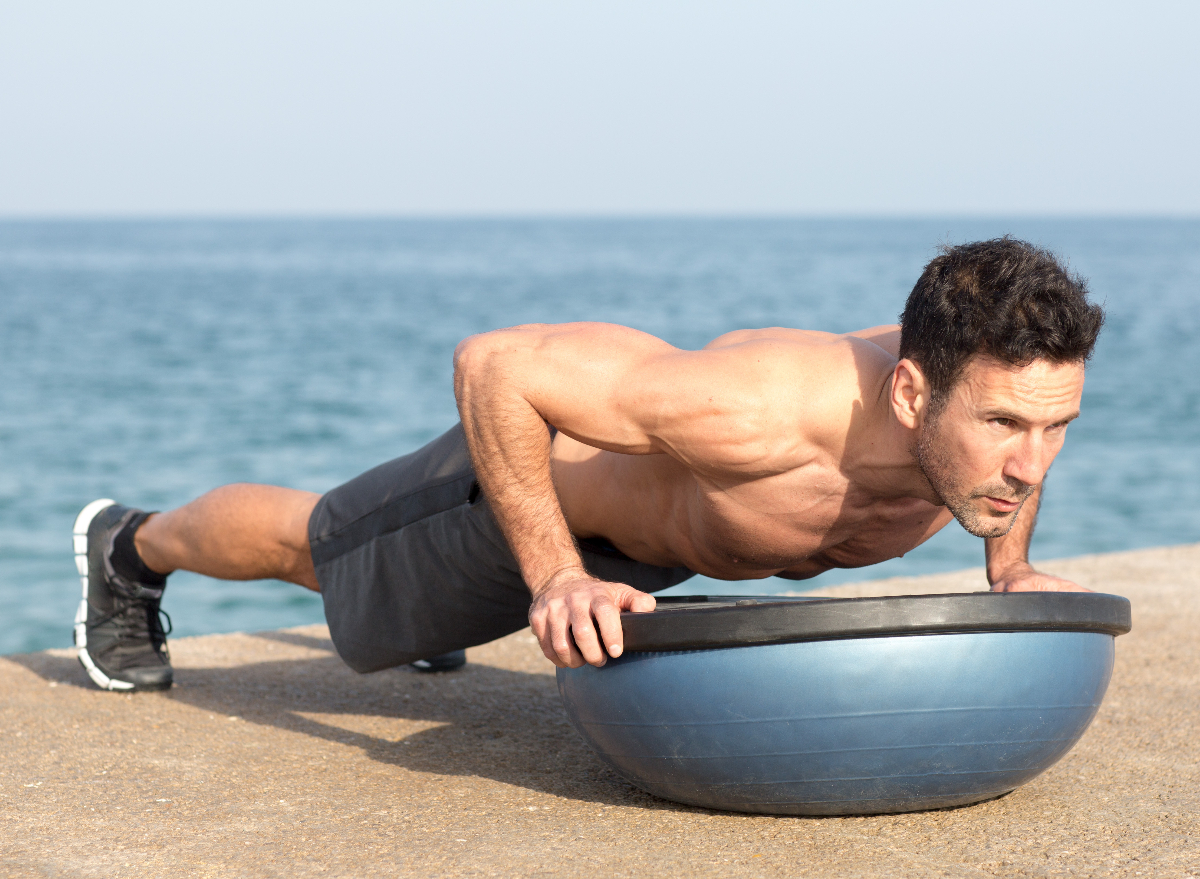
75, 481, 465, 690
73, 484, 320, 693
134, 484, 321, 590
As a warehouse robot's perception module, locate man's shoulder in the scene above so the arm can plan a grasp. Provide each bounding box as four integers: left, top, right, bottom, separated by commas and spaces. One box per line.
701, 327, 897, 392
705, 325, 899, 360
704, 326, 838, 351
673, 328, 895, 474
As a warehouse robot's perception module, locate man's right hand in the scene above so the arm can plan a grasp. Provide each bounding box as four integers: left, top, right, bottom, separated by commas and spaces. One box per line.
528, 568, 656, 668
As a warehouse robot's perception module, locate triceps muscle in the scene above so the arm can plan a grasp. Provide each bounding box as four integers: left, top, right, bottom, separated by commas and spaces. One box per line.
454, 329, 586, 594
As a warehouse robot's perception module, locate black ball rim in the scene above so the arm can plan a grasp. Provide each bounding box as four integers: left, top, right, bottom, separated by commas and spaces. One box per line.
619, 592, 1132, 653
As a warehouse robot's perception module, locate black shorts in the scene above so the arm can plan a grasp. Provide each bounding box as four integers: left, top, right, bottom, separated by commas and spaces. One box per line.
308, 424, 696, 673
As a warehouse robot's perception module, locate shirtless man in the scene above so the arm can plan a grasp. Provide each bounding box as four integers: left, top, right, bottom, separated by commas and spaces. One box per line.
73, 237, 1104, 691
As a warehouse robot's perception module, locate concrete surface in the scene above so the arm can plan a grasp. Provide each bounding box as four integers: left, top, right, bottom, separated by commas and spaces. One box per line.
2, 543, 1198, 878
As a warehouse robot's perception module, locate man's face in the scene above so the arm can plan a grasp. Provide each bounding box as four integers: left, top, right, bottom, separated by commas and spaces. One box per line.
916, 356, 1085, 538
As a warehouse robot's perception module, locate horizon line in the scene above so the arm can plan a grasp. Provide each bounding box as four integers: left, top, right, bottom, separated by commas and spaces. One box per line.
2, 211, 1199, 223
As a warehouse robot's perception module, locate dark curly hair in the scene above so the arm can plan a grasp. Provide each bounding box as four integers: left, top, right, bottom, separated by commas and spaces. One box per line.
898, 238, 1104, 408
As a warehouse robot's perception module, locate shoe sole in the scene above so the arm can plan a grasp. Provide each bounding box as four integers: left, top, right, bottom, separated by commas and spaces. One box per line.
72, 499, 141, 692
409, 652, 468, 673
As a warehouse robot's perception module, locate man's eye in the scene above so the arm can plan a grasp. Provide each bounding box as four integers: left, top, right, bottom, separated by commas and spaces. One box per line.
991, 418, 1014, 427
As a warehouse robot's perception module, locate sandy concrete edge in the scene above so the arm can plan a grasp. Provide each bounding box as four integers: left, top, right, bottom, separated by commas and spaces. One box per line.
2, 543, 1198, 878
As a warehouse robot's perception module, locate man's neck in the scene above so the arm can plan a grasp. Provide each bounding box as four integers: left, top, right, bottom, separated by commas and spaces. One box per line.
842, 370, 942, 506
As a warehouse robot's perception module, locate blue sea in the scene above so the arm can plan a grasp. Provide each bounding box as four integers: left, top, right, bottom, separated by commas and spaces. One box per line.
2, 219, 1198, 655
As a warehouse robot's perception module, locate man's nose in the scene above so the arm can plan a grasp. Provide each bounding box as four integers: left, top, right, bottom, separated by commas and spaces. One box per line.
1003, 434, 1046, 487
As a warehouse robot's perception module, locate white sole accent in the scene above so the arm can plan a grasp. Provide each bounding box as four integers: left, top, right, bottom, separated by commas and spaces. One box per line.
72, 499, 134, 691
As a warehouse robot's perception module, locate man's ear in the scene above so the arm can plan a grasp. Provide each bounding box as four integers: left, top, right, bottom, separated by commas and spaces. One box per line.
891, 358, 930, 430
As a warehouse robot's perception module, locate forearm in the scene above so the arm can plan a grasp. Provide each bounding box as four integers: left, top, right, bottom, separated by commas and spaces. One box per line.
454, 334, 585, 596
985, 482, 1090, 593
985, 482, 1042, 585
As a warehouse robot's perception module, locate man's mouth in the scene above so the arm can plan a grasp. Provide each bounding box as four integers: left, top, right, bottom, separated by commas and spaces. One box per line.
983, 496, 1022, 513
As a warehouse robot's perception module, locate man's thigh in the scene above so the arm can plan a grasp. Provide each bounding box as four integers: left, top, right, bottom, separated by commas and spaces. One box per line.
309, 422, 695, 673
309, 424, 532, 672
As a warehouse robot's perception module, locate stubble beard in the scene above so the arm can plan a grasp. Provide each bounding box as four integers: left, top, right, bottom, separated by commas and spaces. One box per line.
915, 416, 1034, 539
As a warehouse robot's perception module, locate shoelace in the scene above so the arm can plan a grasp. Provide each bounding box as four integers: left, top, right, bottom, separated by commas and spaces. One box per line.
90, 596, 173, 646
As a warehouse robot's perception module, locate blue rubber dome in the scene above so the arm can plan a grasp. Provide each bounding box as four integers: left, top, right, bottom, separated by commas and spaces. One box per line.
557, 592, 1131, 815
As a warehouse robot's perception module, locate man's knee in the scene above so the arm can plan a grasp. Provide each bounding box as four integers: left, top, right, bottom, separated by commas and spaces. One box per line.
280, 491, 322, 590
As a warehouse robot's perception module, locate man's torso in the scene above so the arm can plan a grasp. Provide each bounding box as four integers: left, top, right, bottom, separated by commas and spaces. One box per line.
550, 328, 953, 580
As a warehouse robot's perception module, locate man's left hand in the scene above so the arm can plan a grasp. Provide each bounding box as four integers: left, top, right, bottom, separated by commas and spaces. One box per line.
989, 561, 1092, 593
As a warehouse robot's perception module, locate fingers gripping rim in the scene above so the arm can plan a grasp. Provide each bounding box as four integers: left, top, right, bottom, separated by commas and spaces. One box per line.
72, 499, 134, 691
591, 595, 627, 657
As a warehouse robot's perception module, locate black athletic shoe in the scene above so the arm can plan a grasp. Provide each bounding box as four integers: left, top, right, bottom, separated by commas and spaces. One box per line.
72, 499, 173, 692
409, 650, 467, 673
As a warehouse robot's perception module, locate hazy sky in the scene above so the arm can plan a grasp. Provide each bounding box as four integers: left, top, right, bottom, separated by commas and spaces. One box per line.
2, 1, 1198, 216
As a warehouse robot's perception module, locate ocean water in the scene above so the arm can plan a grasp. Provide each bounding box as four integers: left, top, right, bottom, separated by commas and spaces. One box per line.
2, 218, 1197, 655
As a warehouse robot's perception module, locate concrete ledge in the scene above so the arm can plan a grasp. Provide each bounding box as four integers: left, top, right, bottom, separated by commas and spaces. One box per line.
3, 544, 1198, 878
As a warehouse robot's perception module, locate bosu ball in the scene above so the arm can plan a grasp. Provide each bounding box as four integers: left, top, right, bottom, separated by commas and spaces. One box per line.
557, 592, 1131, 815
